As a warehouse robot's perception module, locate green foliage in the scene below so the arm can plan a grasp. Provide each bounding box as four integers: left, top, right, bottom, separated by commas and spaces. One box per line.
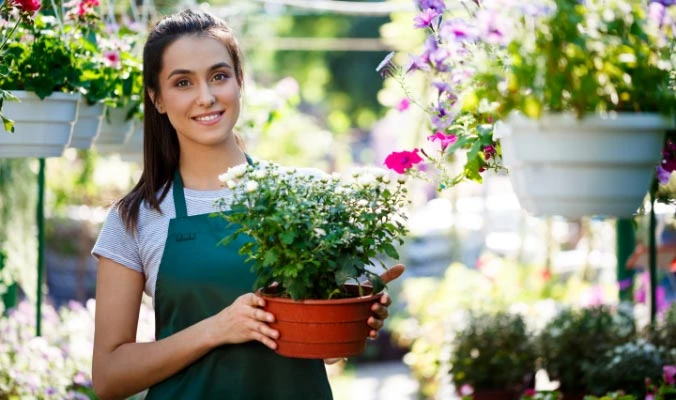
583, 339, 664, 397
0, 15, 82, 98
538, 306, 636, 392
215, 162, 409, 300
474, 0, 676, 119
450, 311, 536, 391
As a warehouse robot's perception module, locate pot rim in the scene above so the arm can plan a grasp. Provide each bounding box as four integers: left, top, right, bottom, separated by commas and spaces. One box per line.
256, 286, 382, 305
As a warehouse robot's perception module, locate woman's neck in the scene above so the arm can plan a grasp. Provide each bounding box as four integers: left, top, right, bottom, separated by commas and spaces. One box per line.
178, 136, 247, 191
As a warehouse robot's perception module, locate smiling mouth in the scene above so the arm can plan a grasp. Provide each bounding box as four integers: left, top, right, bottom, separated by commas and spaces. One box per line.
193, 111, 224, 122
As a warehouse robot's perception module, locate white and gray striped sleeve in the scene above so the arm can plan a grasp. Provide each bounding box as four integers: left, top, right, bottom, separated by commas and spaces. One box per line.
92, 206, 143, 273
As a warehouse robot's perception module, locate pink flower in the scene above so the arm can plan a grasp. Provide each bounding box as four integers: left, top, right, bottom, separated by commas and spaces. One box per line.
384, 149, 423, 174
103, 50, 121, 68
14, 0, 41, 13
523, 388, 537, 397
414, 8, 441, 29
396, 98, 411, 112
427, 131, 457, 151
483, 144, 495, 159
459, 383, 474, 396
664, 365, 676, 384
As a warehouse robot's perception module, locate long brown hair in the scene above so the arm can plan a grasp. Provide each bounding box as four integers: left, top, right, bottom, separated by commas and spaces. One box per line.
117, 9, 245, 233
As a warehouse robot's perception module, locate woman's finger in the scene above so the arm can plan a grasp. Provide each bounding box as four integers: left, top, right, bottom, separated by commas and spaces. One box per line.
379, 264, 405, 284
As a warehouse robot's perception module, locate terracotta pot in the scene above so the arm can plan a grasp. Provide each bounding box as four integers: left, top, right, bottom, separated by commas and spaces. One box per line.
259, 285, 382, 359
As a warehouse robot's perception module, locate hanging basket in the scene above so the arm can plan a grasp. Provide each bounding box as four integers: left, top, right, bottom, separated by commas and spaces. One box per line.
119, 123, 144, 164
69, 99, 105, 149
258, 285, 381, 359
0, 91, 79, 158
501, 112, 671, 219
94, 106, 135, 154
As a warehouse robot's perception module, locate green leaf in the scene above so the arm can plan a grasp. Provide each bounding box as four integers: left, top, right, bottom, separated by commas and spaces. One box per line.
368, 273, 385, 294
280, 231, 296, 245
381, 243, 399, 259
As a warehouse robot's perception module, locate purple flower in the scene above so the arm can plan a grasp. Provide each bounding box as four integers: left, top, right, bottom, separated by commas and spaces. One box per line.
406, 54, 431, 73
376, 52, 396, 78
431, 104, 456, 129
417, 0, 446, 13
439, 19, 479, 42
432, 81, 453, 96
657, 165, 672, 185
618, 278, 633, 291
477, 9, 512, 46
423, 36, 451, 72
414, 8, 441, 29
651, 0, 675, 6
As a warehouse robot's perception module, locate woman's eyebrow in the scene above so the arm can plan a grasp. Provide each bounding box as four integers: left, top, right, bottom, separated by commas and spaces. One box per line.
167, 62, 233, 80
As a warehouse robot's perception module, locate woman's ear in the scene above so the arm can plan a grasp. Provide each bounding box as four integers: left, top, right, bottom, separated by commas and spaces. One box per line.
148, 90, 165, 114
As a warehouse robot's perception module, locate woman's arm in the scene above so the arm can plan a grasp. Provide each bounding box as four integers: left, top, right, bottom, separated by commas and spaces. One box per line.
92, 257, 278, 400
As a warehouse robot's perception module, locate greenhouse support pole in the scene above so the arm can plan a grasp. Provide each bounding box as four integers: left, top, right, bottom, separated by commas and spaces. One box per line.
649, 184, 658, 325
616, 219, 635, 302
1, 252, 18, 313
36, 158, 45, 336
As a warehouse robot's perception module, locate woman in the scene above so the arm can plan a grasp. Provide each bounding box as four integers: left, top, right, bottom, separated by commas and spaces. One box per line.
91, 9, 394, 400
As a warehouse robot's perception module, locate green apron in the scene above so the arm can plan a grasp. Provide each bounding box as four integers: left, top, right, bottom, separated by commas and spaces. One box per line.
145, 161, 333, 399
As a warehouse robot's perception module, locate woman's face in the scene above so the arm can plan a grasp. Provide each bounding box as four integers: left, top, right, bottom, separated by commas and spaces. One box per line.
153, 35, 241, 148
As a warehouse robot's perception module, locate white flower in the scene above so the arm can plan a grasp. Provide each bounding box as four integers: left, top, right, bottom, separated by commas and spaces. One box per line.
492, 120, 512, 140
231, 164, 249, 179
331, 172, 341, 182
357, 174, 376, 186
245, 181, 259, 193
313, 228, 326, 237
357, 199, 369, 207
226, 180, 237, 190
397, 176, 407, 185
253, 169, 266, 180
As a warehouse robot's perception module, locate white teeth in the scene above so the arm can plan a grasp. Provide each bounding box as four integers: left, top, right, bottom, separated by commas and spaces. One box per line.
195, 113, 220, 122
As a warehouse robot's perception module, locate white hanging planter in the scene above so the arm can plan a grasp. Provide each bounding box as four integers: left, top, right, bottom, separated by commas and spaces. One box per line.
69, 99, 105, 149
0, 91, 79, 158
500, 112, 671, 219
94, 106, 135, 154
119, 123, 144, 164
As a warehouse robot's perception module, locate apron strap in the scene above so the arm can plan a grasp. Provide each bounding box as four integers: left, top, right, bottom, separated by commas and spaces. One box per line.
172, 170, 188, 218
172, 153, 255, 219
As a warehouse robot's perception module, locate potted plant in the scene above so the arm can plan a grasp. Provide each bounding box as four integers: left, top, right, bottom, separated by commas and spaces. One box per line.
0, 2, 82, 158
449, 310, 536, 400
582, 339, 665, 397
62, 0, 117, 150
380, 0, 676, 218
92, 22, 143, 155
215, 162, 409, 358
538, 306, 636, 398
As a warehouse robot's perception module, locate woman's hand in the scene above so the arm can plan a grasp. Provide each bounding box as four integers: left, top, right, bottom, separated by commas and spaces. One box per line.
208, 293, 279, 350
368, 264, 405, 339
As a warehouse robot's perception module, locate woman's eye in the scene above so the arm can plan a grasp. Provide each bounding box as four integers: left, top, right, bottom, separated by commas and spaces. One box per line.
175, 79, 190, 87
213, 73, 229, 81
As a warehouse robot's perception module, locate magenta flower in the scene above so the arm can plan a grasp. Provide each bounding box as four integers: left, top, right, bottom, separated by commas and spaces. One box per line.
427, 132, 457, 150
103, 50, 121, 69
384, 149, 424, 174
664, 365, 676, 385
483, 144, 495, 159
396, 98, 411, 112
14, 0, 41, 13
